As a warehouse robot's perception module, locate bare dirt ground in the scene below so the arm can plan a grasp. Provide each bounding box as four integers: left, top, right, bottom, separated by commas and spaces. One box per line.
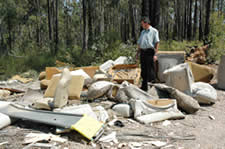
0, 66, 225, 149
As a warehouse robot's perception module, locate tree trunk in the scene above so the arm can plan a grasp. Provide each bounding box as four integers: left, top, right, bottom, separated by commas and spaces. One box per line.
187, 0, 192, 40
54, 0, 59, 55
100, 0, 104, 35
47, 0, 52, 41
87, 0, 93, 48
199, 0, 203, 40
129, 0, 136, 44
153, 0, 160, 29
142, 0, 149, 17
193, 0, 198, 39
204, 0, 211, 38
82, 0, 87, 53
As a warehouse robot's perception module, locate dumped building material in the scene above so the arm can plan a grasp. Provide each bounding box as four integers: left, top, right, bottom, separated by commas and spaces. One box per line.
45, 67, 62, 80
154, 84, 200, 114
108, 64, 141, 85
187, 61, 214, 83
0, 89, 11, 98
23, 133, 67, 144
217, 55, 225, 90
114, 81, 154, 103
53, 68, 71, 108
112, 104, 132, 118
191, 82, 217, 104
100, 60, 115, 73
186, 45, 209, 64
44, 75, 84, 100
130, 99, 184, 123
0, 113, 12, 129
10, 75, 33, 84
0, 103, 104, 140
73, 66, 99, 78
40, 79, 49, 90
156, 51, 185, 82
163, 63, 194, 94
31, 97, 53, 110
87, 81, 114, 99
38, 71, 46, 80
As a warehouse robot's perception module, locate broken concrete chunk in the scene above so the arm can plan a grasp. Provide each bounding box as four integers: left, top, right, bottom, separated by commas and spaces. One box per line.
38, 71, 46, 80
44, 75, 84, 100
156, 51, 185, 82
164, 63, 194, 94
87, 81, 114, 99
53, 68, 72, 108
112, 104, 131, 118
191, 82, 217, 104
100, 60, 115, 73
0, 113, 11, 129
218, 55, 225, 90
187, 61, 214, 83
32, 98, 54, 110
0, 89, 11, 98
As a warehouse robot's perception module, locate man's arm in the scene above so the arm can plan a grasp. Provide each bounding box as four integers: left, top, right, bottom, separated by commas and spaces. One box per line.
154, 42, 159, 61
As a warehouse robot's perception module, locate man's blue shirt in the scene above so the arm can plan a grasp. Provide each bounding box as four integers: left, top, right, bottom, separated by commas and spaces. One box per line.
137, 26, 160, 49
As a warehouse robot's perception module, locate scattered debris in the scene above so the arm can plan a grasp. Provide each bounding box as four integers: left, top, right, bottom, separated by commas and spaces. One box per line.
112, 104, 132, 118
0, 141, 8, 146
187, 61, 214, 83
209, 115, 215, 120
156, 51, 185, 82
10, 75, 33, 84
0, 113, 11, 129
99, 131, 118, 144
0, 89, 11, 98
163, 63, 194, 94
187, 44, 209, 64
191, 82, 217, 104
53, 68, 71, 108
23, 132, 67, 144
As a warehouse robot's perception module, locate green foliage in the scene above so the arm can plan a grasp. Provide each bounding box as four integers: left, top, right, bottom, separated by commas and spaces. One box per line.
160, 40, 202, 51
207, 12, 225, 63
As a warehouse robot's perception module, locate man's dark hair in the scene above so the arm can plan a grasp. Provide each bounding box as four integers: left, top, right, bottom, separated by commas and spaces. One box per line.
141, 16, 151, 25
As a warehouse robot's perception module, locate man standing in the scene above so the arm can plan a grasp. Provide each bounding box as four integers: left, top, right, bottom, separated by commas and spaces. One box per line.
136, 17, 160, 91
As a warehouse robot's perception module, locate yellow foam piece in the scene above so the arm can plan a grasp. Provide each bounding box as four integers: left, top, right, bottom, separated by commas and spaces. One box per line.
71, 115, 103, 140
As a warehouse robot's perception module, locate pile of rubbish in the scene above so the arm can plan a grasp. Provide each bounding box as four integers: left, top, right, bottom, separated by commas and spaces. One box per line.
0, 53, 224, 148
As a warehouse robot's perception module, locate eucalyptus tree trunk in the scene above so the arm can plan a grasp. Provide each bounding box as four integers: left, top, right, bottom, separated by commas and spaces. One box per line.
204, 0, 211, 38
193, 0, 198, 39
187, 0, 192, 40
129, 0, 137, 44
82, 0, 87, 53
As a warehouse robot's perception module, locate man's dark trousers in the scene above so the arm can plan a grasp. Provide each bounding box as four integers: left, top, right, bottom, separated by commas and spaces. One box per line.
140, 48, 155, 91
